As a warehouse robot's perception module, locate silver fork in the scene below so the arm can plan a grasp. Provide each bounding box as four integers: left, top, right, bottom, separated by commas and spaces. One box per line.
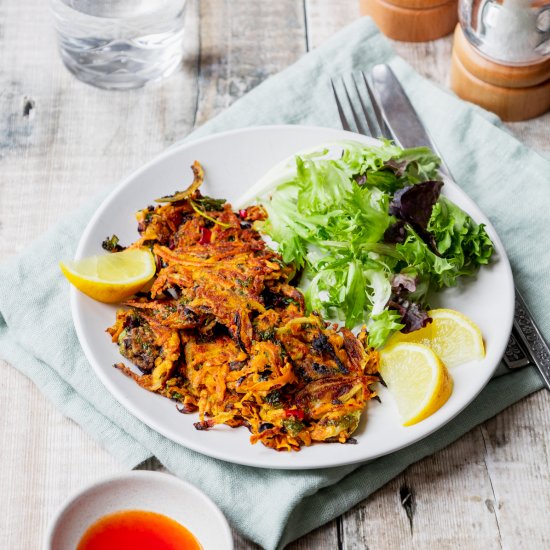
330, 73, 389, 139
331, 72, 550, 385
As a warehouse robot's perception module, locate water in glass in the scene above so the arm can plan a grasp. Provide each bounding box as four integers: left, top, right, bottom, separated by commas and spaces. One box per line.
51, 0, 186, 90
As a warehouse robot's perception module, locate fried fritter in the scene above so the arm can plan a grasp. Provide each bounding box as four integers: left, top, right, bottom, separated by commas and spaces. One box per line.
108, 162, 379, 451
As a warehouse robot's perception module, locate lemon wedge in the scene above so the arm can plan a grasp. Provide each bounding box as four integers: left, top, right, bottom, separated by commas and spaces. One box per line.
379, 342, 453, 426
60, 248, 156, 303
385, 308, 485, 368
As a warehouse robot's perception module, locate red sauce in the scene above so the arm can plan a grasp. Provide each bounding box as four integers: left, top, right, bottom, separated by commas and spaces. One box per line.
77, 509, 202, 550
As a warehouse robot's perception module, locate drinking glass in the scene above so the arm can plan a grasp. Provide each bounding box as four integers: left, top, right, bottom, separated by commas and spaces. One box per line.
51, 0, 187, 90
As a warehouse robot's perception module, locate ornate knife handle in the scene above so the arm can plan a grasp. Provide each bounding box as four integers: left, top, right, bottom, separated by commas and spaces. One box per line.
504, 328, 531, 369
503, 289, 550, 390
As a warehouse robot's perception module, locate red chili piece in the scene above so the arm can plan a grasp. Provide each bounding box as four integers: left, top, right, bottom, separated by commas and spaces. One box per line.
198, 227, 211, 245
284, 408, 305, 420
238, 209, 247, 219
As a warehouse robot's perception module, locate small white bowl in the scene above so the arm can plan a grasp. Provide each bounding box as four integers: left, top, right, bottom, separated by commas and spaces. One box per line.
44, 470, 233, 550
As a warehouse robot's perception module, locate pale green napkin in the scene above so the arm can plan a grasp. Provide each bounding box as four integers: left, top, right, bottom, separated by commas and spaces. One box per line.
1, 19, 548, 550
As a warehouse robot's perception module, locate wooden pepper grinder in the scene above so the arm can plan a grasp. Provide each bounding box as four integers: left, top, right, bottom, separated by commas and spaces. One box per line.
359, 0, 459, 42
451, 0, 550, 121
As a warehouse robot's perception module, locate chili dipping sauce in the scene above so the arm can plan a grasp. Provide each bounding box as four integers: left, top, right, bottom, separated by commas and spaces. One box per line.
76, 509, 202, 550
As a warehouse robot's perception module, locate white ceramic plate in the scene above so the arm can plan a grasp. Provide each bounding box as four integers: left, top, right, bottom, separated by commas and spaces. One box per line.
72, 125, 514, 470
43, 471, 233, 550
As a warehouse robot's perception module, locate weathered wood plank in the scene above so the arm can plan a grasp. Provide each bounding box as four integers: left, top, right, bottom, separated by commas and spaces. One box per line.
232, 518, 341, 550
480, 391, 550, 548
507, 113, 550, 154
195, 0, 307, 125
340, 431, 505, 549
392, 36, 454, 84
304, 0, 360, 50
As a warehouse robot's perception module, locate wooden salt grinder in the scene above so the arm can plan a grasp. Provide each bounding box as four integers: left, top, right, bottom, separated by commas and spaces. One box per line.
450, 25, 550, 121
359, 0, 458, 42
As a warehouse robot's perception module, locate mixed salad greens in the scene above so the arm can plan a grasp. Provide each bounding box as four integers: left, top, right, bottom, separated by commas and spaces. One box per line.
257, 141, 494, 348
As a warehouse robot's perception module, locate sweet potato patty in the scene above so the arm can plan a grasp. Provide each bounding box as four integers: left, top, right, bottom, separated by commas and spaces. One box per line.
107, 162, 379, 451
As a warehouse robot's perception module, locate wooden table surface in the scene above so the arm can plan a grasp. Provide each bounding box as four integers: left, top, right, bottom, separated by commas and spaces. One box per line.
2, 1, 549, 549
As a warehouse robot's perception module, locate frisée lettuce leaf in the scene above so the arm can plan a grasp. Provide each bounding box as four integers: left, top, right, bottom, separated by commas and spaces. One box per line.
258, 141, 494, 348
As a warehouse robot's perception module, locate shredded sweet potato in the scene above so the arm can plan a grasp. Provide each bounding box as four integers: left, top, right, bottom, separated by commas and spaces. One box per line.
107, 162, 379, 451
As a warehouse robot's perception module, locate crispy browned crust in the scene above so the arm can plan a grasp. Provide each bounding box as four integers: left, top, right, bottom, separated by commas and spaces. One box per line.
107, 162, 379, 451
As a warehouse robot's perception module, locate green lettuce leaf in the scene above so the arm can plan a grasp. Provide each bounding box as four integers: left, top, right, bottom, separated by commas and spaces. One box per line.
259, 141, 493, 347
428, 197, 494, 276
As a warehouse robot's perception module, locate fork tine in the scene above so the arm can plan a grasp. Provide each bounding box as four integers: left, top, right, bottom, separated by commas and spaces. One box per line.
330, 79, 352, 133
361, 71, 389, 139
351, 74, 378, 138
341, 79, 366, 135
